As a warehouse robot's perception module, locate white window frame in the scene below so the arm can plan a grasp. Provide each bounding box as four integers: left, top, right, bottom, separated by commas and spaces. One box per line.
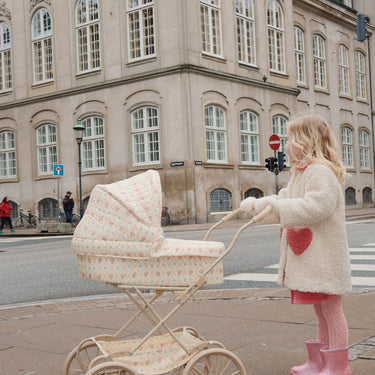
127, 0, 155, 62
0, 131, 16, 178
32, 8, 54, 83
272, 115, 289, 165
131, 106, 160, 165
294, 25, 306, 84
0, 22, 12, 92
205, 105, 227, 163
355, 51, 367, 100
82, 116, 106, 170
200, 0, 223, 57
235, 0, 256, 66
75, 0, 100, 74
240, 110, 259, 165
338, 44, 350, 95
313, 34, 327, 89
359, 130, 370, 170
341, 127, 353, 168
36, 124, 57, 175
267, 0, 285, 74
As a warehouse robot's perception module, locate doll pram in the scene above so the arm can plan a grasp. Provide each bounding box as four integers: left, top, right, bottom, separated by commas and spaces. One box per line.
65, 170, 270, 375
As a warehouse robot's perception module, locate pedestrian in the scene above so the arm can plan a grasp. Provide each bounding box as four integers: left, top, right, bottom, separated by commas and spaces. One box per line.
0, 196, 15, 234
240, 114, 352, 375
63, 191, 74, 223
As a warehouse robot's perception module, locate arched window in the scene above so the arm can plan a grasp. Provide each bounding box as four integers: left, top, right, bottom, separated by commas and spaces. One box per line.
244, 188, 263, 199
240, 110, 259, 164
200, 0, 222, 57
82, 115, 105, 170
76, 0, 100, 73
36, 124, 57, 175
338, 44, 349, 95
210, 188, 232, 212
31, 8, 53, 83
127, 0, 155, 61
0, 22, 12, 91
294, 26, 305, 84
355, 51, 367, 100
312, 34, 327, 89
359, 130, 370, 170
345, 187, 356, 206
362, 187, 372, 205
341, 126, 353, 168
267, 0, 285, 73
235, 0, 256, 66
39, 198, 58, 220
131, 107, 160, 165
205, 105, 227, 162
272, 115, 289, 165
0, 130, 16, 178
9, 200, 18, 221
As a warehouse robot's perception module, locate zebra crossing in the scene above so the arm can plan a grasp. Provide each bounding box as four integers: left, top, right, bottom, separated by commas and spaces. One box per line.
224, 243, 375, 288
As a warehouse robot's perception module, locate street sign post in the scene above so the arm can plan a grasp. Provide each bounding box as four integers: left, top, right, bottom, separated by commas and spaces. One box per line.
53, 164, 64, 221
268, 135, 281, 193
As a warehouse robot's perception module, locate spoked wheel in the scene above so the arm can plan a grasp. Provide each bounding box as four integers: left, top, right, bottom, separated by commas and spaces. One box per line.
86, 361, 139, 375
63, 341, 101, 375
183, 348, 246, 375
15, 216, 27, 229
71, 214, 81, 227
29, 215, 39, 228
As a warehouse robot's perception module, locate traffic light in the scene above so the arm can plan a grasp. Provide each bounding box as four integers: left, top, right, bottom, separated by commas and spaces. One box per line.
265, 157, 277, 172
357, 12, 368, 42
278, 151, 287, 172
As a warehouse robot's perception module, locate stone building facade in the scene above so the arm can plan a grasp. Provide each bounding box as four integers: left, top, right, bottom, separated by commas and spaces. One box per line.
0, 0, 374, 224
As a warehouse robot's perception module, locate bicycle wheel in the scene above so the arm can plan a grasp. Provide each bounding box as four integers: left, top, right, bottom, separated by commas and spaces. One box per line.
29, 215, 39, 228
59, 212, 66, 223
70, 214, 80, 227
15, 215, 27, 229
161, 211, 170, 227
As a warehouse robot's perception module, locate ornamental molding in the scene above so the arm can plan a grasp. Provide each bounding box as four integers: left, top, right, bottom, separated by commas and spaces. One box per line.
30, 0, 51, 11
0, 2, 11, 20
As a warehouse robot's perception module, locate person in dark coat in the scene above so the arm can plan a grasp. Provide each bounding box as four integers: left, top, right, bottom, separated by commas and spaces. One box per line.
0, 197, 15, 233
63, 191, 74, 223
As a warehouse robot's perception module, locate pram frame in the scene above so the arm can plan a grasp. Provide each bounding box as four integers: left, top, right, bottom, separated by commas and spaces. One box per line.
64, 206, 271, 375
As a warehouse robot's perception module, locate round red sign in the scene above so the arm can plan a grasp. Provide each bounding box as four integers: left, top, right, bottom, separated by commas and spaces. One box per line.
269, 134, 281, 150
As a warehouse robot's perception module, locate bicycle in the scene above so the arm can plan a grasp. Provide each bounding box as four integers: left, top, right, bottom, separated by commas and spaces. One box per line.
58, 208, 80, 227
15, 208, 40, 229
161, 206, 170, 227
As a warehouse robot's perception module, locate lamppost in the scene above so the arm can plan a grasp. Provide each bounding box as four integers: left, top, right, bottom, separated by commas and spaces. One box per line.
73, 117, 85, 218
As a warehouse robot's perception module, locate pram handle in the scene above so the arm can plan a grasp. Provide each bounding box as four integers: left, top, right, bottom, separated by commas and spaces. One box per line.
221, 208, 242, 222
251, 204, 273, 223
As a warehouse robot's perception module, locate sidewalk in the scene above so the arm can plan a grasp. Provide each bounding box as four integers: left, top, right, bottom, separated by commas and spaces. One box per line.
0, 288, 374, 374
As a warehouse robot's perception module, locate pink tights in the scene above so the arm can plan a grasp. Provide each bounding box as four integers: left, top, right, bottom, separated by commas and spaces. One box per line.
313, 295, 348, 349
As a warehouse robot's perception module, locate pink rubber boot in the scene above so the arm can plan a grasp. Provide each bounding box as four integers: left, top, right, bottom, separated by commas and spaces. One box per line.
290, 341, 328, 375
318, 346, 351, 375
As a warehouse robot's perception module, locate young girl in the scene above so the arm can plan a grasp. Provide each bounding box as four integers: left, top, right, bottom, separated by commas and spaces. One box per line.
240, 114, 352, 375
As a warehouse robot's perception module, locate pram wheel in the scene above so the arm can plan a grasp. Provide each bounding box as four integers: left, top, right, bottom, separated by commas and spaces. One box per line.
183, 348, 246, 375
85, 361, 139, 375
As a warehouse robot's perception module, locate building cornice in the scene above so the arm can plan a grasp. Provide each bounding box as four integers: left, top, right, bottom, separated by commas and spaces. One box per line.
0, 65, 300, 111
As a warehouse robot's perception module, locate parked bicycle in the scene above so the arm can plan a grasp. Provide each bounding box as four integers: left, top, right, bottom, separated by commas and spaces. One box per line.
58, 208, 80, 227
161, 206, 170, 227
15, 208, 40, 229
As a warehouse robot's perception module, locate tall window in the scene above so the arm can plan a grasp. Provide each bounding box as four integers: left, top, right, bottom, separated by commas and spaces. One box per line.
267, 0, 285, 73
359, 130, 370, 170
345, 187, 356, 205
127, 0, 155, 61
32, 8, 53, 83
338, 44, 350, 95
0, 131, 16, 178
131, 107, 160, 165
0, 22, 12, 92
272, 115, 288, 164
362, 187, 372, 204
313, 34, 327, 89
82, 116, 105, 170
205, 105, 227, 162
294, 26, 305, 84
36, 124, 57, 174
76, 0, 100, 73
341, 126, 353, 168
240, 110, 259, 164
355, 51, 367, 100
235, 0, 256, 66
200, 0, 222, 57
210, 188, 231, 212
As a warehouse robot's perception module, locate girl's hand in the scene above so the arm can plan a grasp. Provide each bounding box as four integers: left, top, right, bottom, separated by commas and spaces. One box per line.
254, 196, 279, 216
240, 197, 257, 214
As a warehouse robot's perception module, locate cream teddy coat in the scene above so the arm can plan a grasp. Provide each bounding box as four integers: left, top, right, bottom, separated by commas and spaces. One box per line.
277, 162, 352, 295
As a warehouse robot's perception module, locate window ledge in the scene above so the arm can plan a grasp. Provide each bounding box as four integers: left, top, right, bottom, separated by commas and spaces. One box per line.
238, 62, 259, 71
239, 164, 262, 169
270, 71, 289, 79
126, 56, 157, 67
0, 89, 12, 96
356, 97, 369, 104
75, 68, 102, 79
204, 162, 234, 169
35, 174, 56, 181
31, 80, 54, 89
82, 168, 107, 176
0, 177, 18, 183
360, 168, 373, 174
202, 53, 227, 64
339, 93, 353, 100
129, 164, 163, 173
313, 87, 330, 95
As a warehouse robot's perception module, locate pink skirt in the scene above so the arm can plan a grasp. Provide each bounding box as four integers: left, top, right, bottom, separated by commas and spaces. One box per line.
291, 290, 335, 305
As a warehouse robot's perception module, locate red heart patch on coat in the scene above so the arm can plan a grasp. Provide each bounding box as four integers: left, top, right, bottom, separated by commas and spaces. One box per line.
287, 227, 313, 256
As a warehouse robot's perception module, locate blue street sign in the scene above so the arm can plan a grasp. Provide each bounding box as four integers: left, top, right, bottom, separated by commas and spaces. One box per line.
53, 164, 64, 176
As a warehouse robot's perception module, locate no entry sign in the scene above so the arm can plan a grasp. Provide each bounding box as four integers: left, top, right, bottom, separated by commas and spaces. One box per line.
269, 134, 281, 150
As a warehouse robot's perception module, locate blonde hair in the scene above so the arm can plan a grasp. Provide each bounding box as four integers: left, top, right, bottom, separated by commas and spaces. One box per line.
287, 114, 347, 183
